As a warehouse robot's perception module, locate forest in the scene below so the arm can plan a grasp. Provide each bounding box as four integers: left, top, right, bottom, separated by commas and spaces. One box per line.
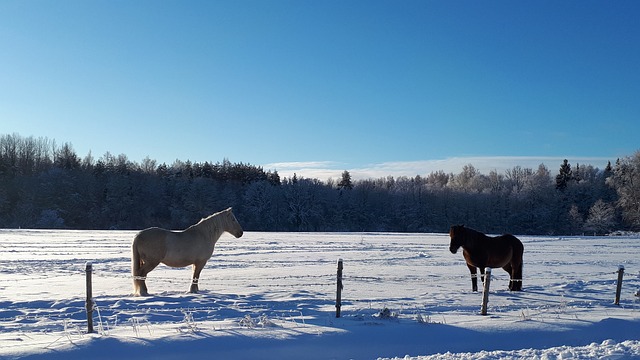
1, 133, 639, 235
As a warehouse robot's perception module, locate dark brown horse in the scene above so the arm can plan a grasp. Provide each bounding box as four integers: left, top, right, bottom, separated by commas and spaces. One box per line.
449, 225, 523, 291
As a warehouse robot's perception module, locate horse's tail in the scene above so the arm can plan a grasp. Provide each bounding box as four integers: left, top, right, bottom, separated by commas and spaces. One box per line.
131, 234, 144, 292
131, 236, 142, 277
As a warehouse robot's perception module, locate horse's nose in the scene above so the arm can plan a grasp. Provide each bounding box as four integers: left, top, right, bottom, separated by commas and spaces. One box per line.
236, 230, 244, 238
449, 246, 457, 254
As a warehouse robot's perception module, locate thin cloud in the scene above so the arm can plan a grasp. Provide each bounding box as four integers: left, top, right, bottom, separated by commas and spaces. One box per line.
263, 161, 344, 180
264, 156, 615, 181
263, 161, 341, 170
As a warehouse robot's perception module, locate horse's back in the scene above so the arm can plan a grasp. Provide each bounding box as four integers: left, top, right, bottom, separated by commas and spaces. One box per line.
134, 227, 169, 243
476, 233, 522, 266
133, 227, 170, 258
502, 234, 523, 251
496, 233, 524, 260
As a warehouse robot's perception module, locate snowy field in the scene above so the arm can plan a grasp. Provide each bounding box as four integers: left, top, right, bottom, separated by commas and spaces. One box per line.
1, 230, 640, 359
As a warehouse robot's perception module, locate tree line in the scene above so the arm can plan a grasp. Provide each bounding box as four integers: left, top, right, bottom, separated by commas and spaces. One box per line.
1, 133, 639, 235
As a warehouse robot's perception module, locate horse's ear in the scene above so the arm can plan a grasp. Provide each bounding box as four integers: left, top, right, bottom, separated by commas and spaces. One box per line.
226, 207, 233, 212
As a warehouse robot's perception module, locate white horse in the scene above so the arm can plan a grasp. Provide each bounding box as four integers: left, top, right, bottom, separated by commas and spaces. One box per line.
131, 207, 243, 296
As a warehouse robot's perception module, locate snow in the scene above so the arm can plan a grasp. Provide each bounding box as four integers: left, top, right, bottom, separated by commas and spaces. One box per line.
1, 230, 640, 359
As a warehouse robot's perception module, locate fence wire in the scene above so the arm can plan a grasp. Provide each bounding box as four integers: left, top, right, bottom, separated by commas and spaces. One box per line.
2, 261, 639, 341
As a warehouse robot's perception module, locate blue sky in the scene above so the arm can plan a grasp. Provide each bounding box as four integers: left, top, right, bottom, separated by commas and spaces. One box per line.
1, 1, 638, 180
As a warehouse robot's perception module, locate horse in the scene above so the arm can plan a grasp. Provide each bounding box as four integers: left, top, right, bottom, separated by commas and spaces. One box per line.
448, 225, 523, 292
131, 207, 244, 296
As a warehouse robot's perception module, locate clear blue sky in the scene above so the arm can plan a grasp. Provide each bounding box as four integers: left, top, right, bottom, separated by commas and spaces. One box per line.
1, 1, 638, 179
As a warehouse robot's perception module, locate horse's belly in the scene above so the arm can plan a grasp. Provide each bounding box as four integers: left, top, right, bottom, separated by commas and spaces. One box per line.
162, 258, 197, 268
161, 233, 214, 268
488, 251, 513, 268
488, 259, 509, 268
467, 250, 511, 268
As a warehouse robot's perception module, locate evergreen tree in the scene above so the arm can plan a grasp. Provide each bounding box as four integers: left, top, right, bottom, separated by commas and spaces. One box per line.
338, 170, 353, 190
555, 159, 573, 191
266, 170, 281, 186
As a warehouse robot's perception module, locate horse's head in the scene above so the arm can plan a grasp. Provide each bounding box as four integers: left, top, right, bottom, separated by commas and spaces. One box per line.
223, 207, 244, 238
448, 224, 465, 254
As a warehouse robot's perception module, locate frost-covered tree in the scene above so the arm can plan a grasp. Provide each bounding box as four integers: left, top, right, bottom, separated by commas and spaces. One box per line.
243, 181, 279, 229
451, 164, 480, 192
53, 142, 80, 170
140, 156, 157, 174
608, 153, 640, 229
584, 199, 616, 234
283, 177, 324, 231
36, 209, 65, 229
505, 166, 532, 194
568, 204, 584, 235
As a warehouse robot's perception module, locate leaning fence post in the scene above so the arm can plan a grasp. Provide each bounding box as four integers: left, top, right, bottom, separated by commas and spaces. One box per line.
480, 267, 492, 316
614, 265, 625, 305
336, 258, 343, 318
85, 262, 94, 333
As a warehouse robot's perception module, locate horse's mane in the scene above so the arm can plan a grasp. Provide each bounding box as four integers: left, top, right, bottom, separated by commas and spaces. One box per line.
461, 225, 483, 237
452, 225, 489, 246
187, 208, 233, 232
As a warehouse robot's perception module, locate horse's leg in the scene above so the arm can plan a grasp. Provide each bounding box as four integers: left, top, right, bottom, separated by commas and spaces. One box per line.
512, 240, 524, 291
513, 260, 523, 291
503, 263, 514, 290
133, 277, 144, 297
467, 264, 478, 292
189, 260, 207, 293
135, 259, 161, 296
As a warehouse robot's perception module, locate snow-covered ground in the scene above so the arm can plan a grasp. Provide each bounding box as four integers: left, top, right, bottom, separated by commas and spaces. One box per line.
1, 230, 640, 359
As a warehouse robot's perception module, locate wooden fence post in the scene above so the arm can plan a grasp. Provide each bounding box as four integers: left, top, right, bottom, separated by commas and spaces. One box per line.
85, 262, 94, 333
480, 267, 491, 316
336, 259, 343, 318
614, 265, 625, 305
